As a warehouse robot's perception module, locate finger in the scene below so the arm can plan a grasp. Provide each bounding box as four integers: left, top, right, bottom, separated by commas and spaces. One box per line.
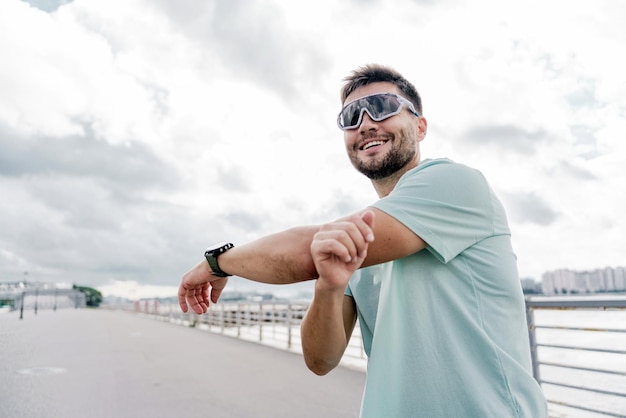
187, 293, 202, 315
336, 219, 371, 260
318, 222, 365, 253
344, 211, 374, 258
360, 210, 375, 237
312, 232, 356, 263
178, 286, 189, 313
350, 211, 374, 243
202, 285, 209, 305
199, 285, 210, 312
210, 277, 228, 304
186, 286, 208, 315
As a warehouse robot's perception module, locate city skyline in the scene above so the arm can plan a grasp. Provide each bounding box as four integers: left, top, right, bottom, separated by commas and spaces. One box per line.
4, 264, 626, 301
541, 266, 626, 295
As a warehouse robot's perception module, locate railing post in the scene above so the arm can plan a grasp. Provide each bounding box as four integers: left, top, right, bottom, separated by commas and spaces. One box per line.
287, 304, 293, 349
220, 304, 225, 333
271, 303, 276, 339
19, 290, 25, 320
237, 303, 242, 338
259, 303, 263, 342
525, 299, 541, 383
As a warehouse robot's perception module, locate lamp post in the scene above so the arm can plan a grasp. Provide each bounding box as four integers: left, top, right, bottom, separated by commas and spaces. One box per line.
19, 290, 25, 320
20, 271, 28, 320
34, 286, 38, 315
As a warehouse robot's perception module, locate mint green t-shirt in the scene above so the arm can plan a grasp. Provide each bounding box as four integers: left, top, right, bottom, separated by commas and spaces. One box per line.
346, 159, 547, 417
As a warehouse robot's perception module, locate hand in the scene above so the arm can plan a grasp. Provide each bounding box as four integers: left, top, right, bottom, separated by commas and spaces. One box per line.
310, 211, 375, 292
178, 260, 228, 314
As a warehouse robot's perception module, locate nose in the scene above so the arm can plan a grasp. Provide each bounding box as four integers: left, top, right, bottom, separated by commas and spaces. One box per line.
358, 111, 378, 132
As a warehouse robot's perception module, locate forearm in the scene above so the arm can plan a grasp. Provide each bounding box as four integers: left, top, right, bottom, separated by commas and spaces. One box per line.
218, 225, 320, 284
301, 284, 355, 375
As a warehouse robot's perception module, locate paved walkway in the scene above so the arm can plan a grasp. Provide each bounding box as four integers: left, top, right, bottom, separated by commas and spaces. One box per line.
0, 309, 365, 418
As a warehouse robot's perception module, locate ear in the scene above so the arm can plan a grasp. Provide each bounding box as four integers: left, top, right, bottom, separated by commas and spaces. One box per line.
416, 116, 427, 143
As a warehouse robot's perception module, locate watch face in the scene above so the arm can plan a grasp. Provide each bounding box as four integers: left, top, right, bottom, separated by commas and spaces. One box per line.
206, 242, 229, 253
205, 242, 233, 255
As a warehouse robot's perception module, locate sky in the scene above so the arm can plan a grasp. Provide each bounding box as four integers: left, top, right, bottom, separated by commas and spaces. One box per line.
1, 0, 624, 300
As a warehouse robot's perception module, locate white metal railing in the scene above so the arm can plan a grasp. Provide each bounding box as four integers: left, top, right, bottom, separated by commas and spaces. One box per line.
1, 288, 86, 318
141, 301, 367, 371
526, 296, 626, 417
137, 296, 626, 417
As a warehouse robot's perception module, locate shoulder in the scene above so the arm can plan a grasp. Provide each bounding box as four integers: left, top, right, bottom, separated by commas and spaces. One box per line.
393, 158, 491, 203
404, 158, 485, 182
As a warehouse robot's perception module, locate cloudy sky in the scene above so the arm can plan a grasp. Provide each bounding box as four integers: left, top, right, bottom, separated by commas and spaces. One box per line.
1, 0, 624, 299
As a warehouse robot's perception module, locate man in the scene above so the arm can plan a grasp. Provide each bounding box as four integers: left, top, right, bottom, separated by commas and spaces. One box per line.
179, 64, 548, 417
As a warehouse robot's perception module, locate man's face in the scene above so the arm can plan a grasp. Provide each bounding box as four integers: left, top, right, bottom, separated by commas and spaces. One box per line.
342, 82, 426, 180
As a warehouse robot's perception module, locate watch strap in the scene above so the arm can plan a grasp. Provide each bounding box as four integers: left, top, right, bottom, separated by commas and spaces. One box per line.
204, 243, 234, 277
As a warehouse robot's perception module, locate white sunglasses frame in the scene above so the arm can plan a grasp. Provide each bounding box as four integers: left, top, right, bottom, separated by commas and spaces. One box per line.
337, 93, 420, 130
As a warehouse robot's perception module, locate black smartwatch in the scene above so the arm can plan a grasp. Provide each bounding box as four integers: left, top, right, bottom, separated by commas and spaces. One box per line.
204, 242, 234, 277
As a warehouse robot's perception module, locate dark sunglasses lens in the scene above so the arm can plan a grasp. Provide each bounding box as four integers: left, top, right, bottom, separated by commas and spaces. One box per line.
372, 95, 401, 119
366, 95, 386, 117
342, 101, 362, 128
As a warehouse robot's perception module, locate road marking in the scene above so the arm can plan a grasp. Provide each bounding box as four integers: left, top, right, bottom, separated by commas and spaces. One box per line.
17, 367, 67, 375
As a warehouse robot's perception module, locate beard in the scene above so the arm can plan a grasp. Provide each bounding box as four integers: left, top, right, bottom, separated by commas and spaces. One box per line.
350, 129, 417, 180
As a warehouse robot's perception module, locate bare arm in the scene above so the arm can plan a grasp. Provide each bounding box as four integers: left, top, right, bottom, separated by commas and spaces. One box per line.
302, 293, 357, 375
359, 207, 426, 267
218, 225, 320, 284
178, 208, 426, 314
178, 225, 319, 314
301, 211, 374, 375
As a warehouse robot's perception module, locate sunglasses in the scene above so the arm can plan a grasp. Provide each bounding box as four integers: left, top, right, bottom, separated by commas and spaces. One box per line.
337, 93, 420, 130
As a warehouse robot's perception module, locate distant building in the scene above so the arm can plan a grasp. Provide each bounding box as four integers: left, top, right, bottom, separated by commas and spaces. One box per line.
520, 278, 542, 294
541, 266, 626, 295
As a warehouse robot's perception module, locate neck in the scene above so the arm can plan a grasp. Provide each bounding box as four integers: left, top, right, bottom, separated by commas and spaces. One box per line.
371, 176, 399, 198
371, 159, 419, 197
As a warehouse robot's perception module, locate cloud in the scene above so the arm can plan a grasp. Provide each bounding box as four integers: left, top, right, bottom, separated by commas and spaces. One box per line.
225, 211, 266, 233
564, 76, 601, 109
0, 120, 189, 286
217, 164, 252, 193
0, 173, 212, 286
550, 160, 597, 181
503, 192, 559, 226
19, 0, 72, 13
463, 124, 549, 155
0, 123, 179, 190
151, 0, 331, 101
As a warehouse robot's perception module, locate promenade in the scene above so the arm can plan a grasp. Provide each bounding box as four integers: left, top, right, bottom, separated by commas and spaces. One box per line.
0, 309, 366, 418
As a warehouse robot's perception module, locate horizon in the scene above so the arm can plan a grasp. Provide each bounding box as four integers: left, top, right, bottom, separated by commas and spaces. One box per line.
3, 264, 625, 301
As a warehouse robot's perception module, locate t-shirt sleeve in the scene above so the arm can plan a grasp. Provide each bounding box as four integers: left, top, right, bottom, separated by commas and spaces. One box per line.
372, 160, 498, 263
345, 282, 353, 297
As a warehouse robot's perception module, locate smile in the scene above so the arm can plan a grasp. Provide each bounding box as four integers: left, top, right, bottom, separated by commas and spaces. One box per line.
360, 140, 388, 151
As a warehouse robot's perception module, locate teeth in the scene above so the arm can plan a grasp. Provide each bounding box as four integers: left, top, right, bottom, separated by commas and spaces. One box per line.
363, 140, 385, 150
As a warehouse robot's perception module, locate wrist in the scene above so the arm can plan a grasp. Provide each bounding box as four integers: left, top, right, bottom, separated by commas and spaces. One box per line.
204, 242, 234, 277
314, 275, 349, 295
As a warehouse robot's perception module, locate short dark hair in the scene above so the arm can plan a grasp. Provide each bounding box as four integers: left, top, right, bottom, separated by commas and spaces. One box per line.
340, 64, 423, 115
